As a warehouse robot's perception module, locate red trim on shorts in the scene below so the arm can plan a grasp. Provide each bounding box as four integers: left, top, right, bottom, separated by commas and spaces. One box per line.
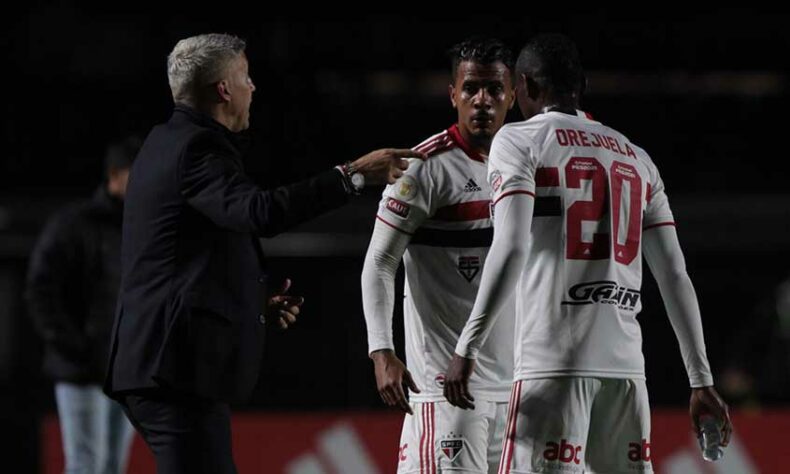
493, 190, 535, 206
643, 221, 676, 231
498, 382, 519, 474
503, 381, 522, 474
420, 404, 426, 473
430, 402, 436, 473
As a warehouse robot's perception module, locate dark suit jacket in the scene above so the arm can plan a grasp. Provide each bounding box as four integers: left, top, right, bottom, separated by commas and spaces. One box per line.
104, 105, 349, 403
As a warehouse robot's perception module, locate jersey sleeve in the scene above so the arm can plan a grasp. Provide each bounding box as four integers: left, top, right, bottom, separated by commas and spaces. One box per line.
376, 157, 434, 234
643, 157, 675, 229
488, 125, 539, 206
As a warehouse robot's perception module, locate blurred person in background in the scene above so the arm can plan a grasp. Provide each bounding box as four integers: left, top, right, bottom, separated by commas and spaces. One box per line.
721, 276, 790, 407
26, 136, 141, 474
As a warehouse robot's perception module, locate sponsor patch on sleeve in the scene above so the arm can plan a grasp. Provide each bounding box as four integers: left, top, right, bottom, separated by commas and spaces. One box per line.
386, 198, 411, 218
490, 169, 503, 192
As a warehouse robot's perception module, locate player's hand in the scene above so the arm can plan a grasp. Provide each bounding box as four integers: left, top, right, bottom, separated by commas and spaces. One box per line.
444, 353, 476, 410
690, 386, 733, 447
371, 349, 421, 414
350, 148, 426, 185
267, 278, 304, 330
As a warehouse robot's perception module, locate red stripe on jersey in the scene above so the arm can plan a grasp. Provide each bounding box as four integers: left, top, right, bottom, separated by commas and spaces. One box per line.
535, 167, 560, 187
643, 221, 676, 231
646, 183, 653, 204
584, 111, 594, 120
376, 215, 414, 235
414, 133, 453, 157
493, 190, 535, 206
447, 124, 486, 163
432, 200, 491, 222
414, 132, 449, 150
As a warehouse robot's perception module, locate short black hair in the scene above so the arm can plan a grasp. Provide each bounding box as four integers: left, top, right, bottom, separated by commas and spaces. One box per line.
516, 33, 584, 95
449, 36, 514, 81
104, 135, 142, 173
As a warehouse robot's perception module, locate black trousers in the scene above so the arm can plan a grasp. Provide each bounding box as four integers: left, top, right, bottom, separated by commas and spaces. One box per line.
119, 389, 237, 474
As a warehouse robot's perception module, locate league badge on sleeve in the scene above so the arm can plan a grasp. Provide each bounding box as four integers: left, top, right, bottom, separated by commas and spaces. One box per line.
396, 175, 418, 201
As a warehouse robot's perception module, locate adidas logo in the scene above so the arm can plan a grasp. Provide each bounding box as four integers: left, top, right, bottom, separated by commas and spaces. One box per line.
464, 178, 482, 192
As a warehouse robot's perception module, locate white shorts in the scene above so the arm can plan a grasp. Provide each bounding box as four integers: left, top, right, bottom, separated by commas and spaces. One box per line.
498, 378, 653, 474
398, 400, 509, 473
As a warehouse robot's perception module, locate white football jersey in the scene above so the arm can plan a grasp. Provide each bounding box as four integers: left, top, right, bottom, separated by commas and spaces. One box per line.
489, 110, 675, 381
376, 125, 514, 402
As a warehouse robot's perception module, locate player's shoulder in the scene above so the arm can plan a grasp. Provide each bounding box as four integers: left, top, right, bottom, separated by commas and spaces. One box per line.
413, 128, 456, 159
598, 122, 656, 165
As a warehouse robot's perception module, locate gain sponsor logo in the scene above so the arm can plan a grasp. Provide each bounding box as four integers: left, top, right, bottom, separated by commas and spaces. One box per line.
543, 439, 582, 465
561, 280, 640, 311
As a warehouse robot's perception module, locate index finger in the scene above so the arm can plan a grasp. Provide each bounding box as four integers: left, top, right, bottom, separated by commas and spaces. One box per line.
389, 148, 426, 160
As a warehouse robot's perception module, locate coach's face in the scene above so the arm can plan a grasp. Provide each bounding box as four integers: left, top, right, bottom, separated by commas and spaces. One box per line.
450, 60, 515, 144
223, 53, 256, 132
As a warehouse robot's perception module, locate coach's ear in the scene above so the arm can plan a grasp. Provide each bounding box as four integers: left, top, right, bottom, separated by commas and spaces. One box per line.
215, 79, 232, 103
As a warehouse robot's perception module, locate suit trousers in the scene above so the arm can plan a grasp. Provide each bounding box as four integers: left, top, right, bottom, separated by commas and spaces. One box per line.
119, 389, 236, 474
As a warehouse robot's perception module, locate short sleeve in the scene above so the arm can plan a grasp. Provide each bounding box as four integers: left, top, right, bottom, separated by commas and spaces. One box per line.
376, 157, 434, 234
488, 125, 538, 205
643, 159, 675, 229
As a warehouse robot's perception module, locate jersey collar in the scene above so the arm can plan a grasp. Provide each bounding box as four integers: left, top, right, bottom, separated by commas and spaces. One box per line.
447, 124, 487, 164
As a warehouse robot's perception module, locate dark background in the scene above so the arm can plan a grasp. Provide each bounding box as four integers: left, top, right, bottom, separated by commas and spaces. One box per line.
3, 7, 790, 469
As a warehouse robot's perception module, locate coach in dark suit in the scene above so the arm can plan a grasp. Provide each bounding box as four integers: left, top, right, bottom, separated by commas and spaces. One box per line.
104, 33, 422, 473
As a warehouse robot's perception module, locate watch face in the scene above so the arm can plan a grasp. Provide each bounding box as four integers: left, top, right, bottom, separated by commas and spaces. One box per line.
351, 172, 365, 189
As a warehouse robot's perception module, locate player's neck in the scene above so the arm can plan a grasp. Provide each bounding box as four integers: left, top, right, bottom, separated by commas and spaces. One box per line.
456, 125, 492, 157
540, 94, 579, 115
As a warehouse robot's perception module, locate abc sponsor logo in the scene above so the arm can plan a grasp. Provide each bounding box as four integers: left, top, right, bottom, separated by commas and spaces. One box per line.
543, 439, 582, 465
628, 438, 651, 463
434, 374, 445, 388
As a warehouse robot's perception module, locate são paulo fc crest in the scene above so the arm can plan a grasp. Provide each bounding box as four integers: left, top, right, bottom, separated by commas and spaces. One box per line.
457, 256, 481, 282
440, 433, 465, 461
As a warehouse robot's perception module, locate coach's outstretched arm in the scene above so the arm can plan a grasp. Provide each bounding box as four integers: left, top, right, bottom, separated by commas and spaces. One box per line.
643, 225, 732, 445
446, 194, 534, 410
182, 139, 421, 237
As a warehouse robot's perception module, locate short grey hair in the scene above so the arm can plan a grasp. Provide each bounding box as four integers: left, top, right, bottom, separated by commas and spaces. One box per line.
167, 33, 246, 106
